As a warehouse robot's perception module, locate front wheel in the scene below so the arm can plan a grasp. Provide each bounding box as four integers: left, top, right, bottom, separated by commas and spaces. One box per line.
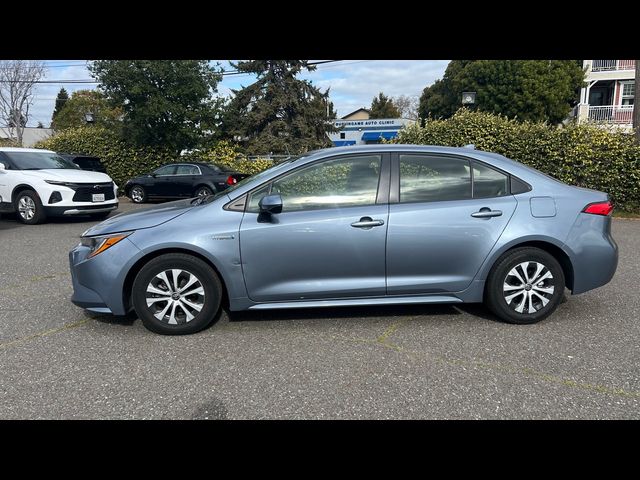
485, 247, 565, 325
14, 190, 46, 225
132, 253, 223, 335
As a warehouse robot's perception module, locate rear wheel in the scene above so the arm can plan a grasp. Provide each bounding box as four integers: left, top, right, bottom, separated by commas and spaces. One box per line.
132, 253, 222, 335
14, 190, 46, 225
129, 185, 147, 203
485, 247, 565, 325
195, 186, 213, 198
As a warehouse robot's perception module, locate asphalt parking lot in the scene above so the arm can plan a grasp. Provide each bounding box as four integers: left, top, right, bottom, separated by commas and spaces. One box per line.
1, 200, 639, 419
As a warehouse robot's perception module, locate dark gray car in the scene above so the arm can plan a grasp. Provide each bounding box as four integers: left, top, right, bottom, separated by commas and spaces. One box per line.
69, 145, 618, 335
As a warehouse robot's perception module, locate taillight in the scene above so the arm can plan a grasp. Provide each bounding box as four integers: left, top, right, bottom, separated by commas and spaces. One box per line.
583, 201, 614, 216
226, 175, 237, 186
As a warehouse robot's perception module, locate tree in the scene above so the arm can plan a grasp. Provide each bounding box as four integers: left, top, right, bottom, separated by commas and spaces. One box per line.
36, 121, 44, 128
0, 60, 45, 145
418, 60, 585, 124
634, 60, 640, 145
221, 60, 337, 155
51, 90, 122, 131
393, 94, 419, 120
88, 60, 223, 153
369, 92, 401, 119
51, 87, 69, 123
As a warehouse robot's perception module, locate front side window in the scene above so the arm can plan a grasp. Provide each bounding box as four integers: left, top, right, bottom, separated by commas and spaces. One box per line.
4, 151, 78, 170
399, 155, 471, 203
153, 165, 176, 176
248, 155, 382, 212
472, 162, 509, 198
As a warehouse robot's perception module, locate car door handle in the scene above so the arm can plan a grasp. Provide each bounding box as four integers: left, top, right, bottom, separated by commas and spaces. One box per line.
351, 217, 385, 228
471, 208, 503, 218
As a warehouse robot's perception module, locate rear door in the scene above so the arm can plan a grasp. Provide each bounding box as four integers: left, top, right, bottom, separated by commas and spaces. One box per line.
174, 164, 202, 196
386, 153, 517, 294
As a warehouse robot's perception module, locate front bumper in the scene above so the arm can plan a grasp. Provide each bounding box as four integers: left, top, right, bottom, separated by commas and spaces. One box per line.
69, 236, 141, 315
46, 201, 118, 216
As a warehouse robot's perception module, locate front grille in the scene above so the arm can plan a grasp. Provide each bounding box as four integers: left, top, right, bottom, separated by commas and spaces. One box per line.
71, 182, 115, 202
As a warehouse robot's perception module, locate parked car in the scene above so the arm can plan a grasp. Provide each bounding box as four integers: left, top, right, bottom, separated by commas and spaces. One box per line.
58, 153, 108, 174
0, 147, 118, 224
69, 145, 618, 335
123, 162, 249, 203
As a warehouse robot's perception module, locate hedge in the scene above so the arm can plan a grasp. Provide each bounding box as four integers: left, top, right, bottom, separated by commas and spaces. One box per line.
34, 127, 274, 189
392, 109, 640, 211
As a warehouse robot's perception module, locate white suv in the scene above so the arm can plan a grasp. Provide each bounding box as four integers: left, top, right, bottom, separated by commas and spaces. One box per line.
0, 147, 118, 225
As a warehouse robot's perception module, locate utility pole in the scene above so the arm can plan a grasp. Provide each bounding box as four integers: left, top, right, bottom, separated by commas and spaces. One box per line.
634, 60, 640, 144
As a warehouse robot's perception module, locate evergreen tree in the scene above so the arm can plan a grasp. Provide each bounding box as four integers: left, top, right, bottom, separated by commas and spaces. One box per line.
51, 88, 69, 123
36, 121, 44, 128
89, 60, 223, 153
221, 61, 337, 155
419, 60, 585, 124
51, 90, 122, 131
369, 92, 401, 118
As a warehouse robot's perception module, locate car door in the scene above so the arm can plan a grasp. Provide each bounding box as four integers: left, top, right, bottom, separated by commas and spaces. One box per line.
239, 153, 390, 302
174, 164, 201, 196
386, 152, 517, 294
149, 165, 177, 196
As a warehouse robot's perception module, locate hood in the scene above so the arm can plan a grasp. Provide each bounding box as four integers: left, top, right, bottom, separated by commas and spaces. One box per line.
83, 198, 196, 236
22, 169, 113, 184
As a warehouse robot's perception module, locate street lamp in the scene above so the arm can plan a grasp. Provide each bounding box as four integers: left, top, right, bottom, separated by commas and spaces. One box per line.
462, 92, 476, 106
84, 112, 95, 123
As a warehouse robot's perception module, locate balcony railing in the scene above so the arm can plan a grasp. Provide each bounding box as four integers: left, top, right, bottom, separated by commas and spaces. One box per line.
591, 60, 636, 72
588, 105, 634, 124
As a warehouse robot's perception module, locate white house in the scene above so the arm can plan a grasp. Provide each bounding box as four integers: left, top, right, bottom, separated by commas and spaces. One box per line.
327, 108, 414, 146
576, 60, 635, 131
0, 127, 54, 147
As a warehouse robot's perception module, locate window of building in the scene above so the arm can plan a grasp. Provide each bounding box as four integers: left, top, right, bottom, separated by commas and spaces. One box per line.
340, 132, 346, 139
399, 155, 471, 203
621, 82, 635, 106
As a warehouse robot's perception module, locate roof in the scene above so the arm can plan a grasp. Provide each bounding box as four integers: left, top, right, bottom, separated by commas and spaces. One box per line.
340, 107, 370, 119
0, 147, 54, 153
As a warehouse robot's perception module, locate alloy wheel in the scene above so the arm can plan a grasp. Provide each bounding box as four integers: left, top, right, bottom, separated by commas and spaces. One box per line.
131, 187, 144, 203
503, 261, 555, 314
145, 269, 205, 325
18, 196, 36, 221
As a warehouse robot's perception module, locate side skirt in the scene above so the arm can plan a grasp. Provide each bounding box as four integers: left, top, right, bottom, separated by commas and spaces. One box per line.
247, 295, 463, 310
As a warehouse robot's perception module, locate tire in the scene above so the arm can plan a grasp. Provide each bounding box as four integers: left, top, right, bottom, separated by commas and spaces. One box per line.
14, 190, 46, 225
129, 185, 147, 203
90, 211, 111, 221
194, 186, 213, 198
485, 247, 565, 325
131, 253, 222, 335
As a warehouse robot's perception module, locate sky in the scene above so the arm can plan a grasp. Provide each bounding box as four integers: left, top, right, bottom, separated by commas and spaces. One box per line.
27, 60, 450, 127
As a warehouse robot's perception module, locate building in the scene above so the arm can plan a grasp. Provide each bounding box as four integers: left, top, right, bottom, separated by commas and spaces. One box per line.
576, 60, 635, 130
0, 127, 54, 147
328, 108, 414, 146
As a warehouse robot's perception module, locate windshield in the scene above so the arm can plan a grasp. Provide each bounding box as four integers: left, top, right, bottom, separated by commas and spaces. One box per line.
5, 151, 80, 170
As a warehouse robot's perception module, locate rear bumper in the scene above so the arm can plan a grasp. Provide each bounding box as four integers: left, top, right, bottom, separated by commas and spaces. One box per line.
564, 214, 618, 294
45, 201, 118, 216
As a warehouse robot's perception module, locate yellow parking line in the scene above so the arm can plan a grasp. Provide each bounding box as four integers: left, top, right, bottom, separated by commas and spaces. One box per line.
0, 319, 89, 350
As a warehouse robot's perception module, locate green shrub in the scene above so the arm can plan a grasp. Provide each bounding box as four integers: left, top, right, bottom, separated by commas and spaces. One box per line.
393, 109, 640, 211
34, 127, 274, 189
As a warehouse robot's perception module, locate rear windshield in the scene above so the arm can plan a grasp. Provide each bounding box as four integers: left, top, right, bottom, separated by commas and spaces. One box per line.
5, 151, 79, 170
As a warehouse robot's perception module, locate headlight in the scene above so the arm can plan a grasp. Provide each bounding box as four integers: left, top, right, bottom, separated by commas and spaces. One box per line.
45, 180, 76, 187
81, 232, 132, 258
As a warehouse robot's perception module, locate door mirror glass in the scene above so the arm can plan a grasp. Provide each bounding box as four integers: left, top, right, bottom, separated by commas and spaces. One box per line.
0, 163, 5, 171
258, 194, 283, 214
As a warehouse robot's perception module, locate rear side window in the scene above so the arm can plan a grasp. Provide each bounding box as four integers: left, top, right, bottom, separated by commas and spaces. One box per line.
175, 165, 200, 175
399, 154, 471, 203
472, 162, 509, 198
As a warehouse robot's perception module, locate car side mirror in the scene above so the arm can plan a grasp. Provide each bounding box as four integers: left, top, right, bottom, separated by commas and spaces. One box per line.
0, 163, 5, 172
258, 194, 283, 214
150, 173, 157, 178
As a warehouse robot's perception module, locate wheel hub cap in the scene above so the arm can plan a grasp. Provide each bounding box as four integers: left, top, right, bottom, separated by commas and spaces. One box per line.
145, 269, 205, 325
503, 261, 555, 314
